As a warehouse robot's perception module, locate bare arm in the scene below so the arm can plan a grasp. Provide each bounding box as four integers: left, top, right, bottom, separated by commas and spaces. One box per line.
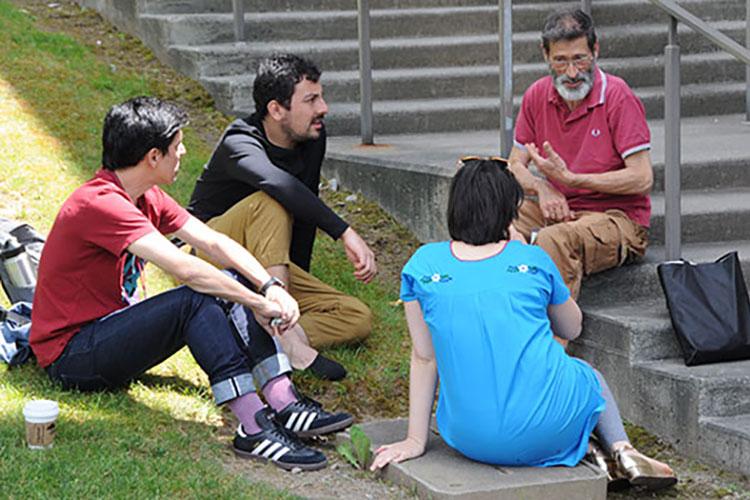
174, 216, 300, 326
176, 216, 271, 288
527, 142, 653, 196
128, 230, 288, 323
371, 300, 437, 470
547, 297, 583, 341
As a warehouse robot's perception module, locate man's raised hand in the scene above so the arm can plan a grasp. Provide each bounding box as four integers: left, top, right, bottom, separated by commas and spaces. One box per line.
341, 227, 377, 284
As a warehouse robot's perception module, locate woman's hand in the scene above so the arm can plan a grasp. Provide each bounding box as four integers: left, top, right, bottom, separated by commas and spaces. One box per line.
369, 437, 425, 471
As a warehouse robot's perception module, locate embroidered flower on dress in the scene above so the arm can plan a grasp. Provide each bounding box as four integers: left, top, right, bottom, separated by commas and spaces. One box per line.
420, 273, 453, 284
507, 264, 539, 274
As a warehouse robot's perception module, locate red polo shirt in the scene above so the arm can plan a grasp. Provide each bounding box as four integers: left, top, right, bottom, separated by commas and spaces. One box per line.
514, 68, 651, 227
30, 169, 190, 367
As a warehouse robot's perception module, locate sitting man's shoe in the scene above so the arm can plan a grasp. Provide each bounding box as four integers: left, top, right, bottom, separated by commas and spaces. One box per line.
276, 387, 353, 438
233, 407, 327, 471
614, 445, 677, 491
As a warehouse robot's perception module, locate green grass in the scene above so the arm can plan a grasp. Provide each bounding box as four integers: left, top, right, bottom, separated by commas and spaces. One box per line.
0, 1, 411, 497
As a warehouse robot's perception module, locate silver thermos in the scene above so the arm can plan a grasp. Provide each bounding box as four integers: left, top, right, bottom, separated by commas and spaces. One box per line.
1, 236, 36, 289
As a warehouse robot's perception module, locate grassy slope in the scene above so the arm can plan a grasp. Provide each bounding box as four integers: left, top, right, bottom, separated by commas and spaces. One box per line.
0, 2, 295, 497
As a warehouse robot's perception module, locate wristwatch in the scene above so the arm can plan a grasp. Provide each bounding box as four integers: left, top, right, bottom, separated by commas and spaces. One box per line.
259, 276, 285, 296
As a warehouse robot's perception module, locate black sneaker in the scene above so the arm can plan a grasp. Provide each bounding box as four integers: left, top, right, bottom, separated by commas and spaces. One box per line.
276, 388, 354, 438
232, 407, 327, 471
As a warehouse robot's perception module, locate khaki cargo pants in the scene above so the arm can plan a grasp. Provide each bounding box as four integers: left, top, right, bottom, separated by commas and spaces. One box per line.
199, 192, 372, 348
514, 199, 648, 299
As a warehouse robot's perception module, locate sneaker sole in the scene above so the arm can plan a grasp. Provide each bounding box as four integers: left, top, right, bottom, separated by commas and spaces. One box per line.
294, 415, 354, 438
232, 446, 328, 471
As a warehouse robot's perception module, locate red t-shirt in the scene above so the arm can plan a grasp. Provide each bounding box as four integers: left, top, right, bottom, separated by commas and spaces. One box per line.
30, 169, 190, 367
514, 68, 652, 227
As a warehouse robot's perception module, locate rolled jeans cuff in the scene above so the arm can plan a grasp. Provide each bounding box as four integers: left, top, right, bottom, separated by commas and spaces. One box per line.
252, 351, 292, 389
211, 372, 256, 405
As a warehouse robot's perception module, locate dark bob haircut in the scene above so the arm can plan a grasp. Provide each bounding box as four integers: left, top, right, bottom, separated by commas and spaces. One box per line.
252, 53, 321, 120
102, 96, 188, 171
541, 8, 597, 53
447, 159, 524, 245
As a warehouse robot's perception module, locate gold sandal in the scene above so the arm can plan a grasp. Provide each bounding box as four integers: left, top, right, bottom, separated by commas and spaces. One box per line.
584, 439, 630, 492
614, 445, 677, 491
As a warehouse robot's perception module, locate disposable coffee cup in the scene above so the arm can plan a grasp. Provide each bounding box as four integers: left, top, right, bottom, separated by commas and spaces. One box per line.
23, 400, 59, 450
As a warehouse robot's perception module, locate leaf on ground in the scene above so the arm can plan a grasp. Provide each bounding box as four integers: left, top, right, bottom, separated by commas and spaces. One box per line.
336, 441, 359, 469
351, 425, 372, 470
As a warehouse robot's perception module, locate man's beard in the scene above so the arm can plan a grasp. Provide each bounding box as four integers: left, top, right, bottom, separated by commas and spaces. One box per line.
552, 67, 594, 102
281, 116, 325, 145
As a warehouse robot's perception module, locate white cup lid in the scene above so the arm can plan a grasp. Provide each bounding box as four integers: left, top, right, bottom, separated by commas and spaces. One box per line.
23, 399, 59, 421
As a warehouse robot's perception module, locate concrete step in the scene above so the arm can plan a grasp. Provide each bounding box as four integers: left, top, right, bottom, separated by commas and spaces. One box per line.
573, 351, 750, 475
165, 20, 745, 79
699, 415, 750, 475
139, 0, 500, 15
648, 188, 750, 246
579, 239, 750, 306
580, 298, 679, 363
202, 51, 745, 112
138, 0, 743, 45
358, 418, 607, 499
140, 6, 503, 46
314, 81, 744, 135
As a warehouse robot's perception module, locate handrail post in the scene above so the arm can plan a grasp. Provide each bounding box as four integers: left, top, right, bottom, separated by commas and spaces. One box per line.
664, 16, 682, 260
357, 0, 374, 145
746, 0, 750, 121
232, 0, 245, 42
498, 0, 513, 157
581, 0, 592, 15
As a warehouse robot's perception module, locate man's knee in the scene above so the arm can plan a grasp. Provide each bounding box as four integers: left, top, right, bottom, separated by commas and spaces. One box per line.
341, 296, 372, 342
535, 223, 579, 255
244, 191, 291, 227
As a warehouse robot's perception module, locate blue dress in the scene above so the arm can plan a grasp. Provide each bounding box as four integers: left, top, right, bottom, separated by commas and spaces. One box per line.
400, 240, 605, 466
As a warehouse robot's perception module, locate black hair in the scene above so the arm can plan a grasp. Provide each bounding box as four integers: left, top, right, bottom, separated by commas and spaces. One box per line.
252, 53, 322, 120
447, 159, 524, 245
541, 8, 597, 53
101, 96, 188, 171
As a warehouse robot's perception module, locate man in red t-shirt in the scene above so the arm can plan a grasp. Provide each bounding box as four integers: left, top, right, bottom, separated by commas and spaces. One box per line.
509, 8, 652, 305
30, 97, 352, 471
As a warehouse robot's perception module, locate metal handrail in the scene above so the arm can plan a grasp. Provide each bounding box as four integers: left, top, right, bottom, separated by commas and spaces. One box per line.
647, 0, 750, 259
232, 0, 244, 42
498, 0, 513, 156
357, 0, 374, 145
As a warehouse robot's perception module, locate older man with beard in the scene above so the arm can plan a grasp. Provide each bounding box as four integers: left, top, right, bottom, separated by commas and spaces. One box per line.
509, 9, 653, 316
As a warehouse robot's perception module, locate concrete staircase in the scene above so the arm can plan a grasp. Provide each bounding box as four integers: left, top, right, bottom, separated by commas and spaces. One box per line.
80, 0, 750, 477
84, 0, 747, 135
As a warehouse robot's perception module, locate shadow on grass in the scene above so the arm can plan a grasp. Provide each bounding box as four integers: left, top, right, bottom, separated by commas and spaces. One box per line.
0, 362, 295, 499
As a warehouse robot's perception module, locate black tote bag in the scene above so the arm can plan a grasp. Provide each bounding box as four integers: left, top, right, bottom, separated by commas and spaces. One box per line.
657, 252, 750, 366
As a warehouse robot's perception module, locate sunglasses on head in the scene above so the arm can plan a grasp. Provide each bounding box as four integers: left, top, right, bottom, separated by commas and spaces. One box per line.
457, 155, 509, 169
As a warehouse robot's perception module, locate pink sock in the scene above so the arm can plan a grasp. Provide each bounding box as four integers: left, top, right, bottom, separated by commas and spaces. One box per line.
227, 392, 265, 435
262, 375, 298, 411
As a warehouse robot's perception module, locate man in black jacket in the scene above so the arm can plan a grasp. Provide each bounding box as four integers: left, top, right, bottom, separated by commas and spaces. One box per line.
189, 54, 376, 381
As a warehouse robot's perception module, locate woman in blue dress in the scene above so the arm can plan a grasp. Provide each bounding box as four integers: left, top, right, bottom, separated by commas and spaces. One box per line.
370, 158, 676, 491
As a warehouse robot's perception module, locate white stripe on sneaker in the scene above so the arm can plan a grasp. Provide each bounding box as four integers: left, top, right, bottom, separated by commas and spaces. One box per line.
293, 411, 309, 432
252, 439, 272, 455
302, 411, 317, 431
262, 442, 282, 458
271, 446, 290, 461
285, 412, 298, 430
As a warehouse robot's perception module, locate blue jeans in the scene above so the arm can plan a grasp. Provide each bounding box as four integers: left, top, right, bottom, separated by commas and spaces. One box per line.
46, 283, 291, 405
